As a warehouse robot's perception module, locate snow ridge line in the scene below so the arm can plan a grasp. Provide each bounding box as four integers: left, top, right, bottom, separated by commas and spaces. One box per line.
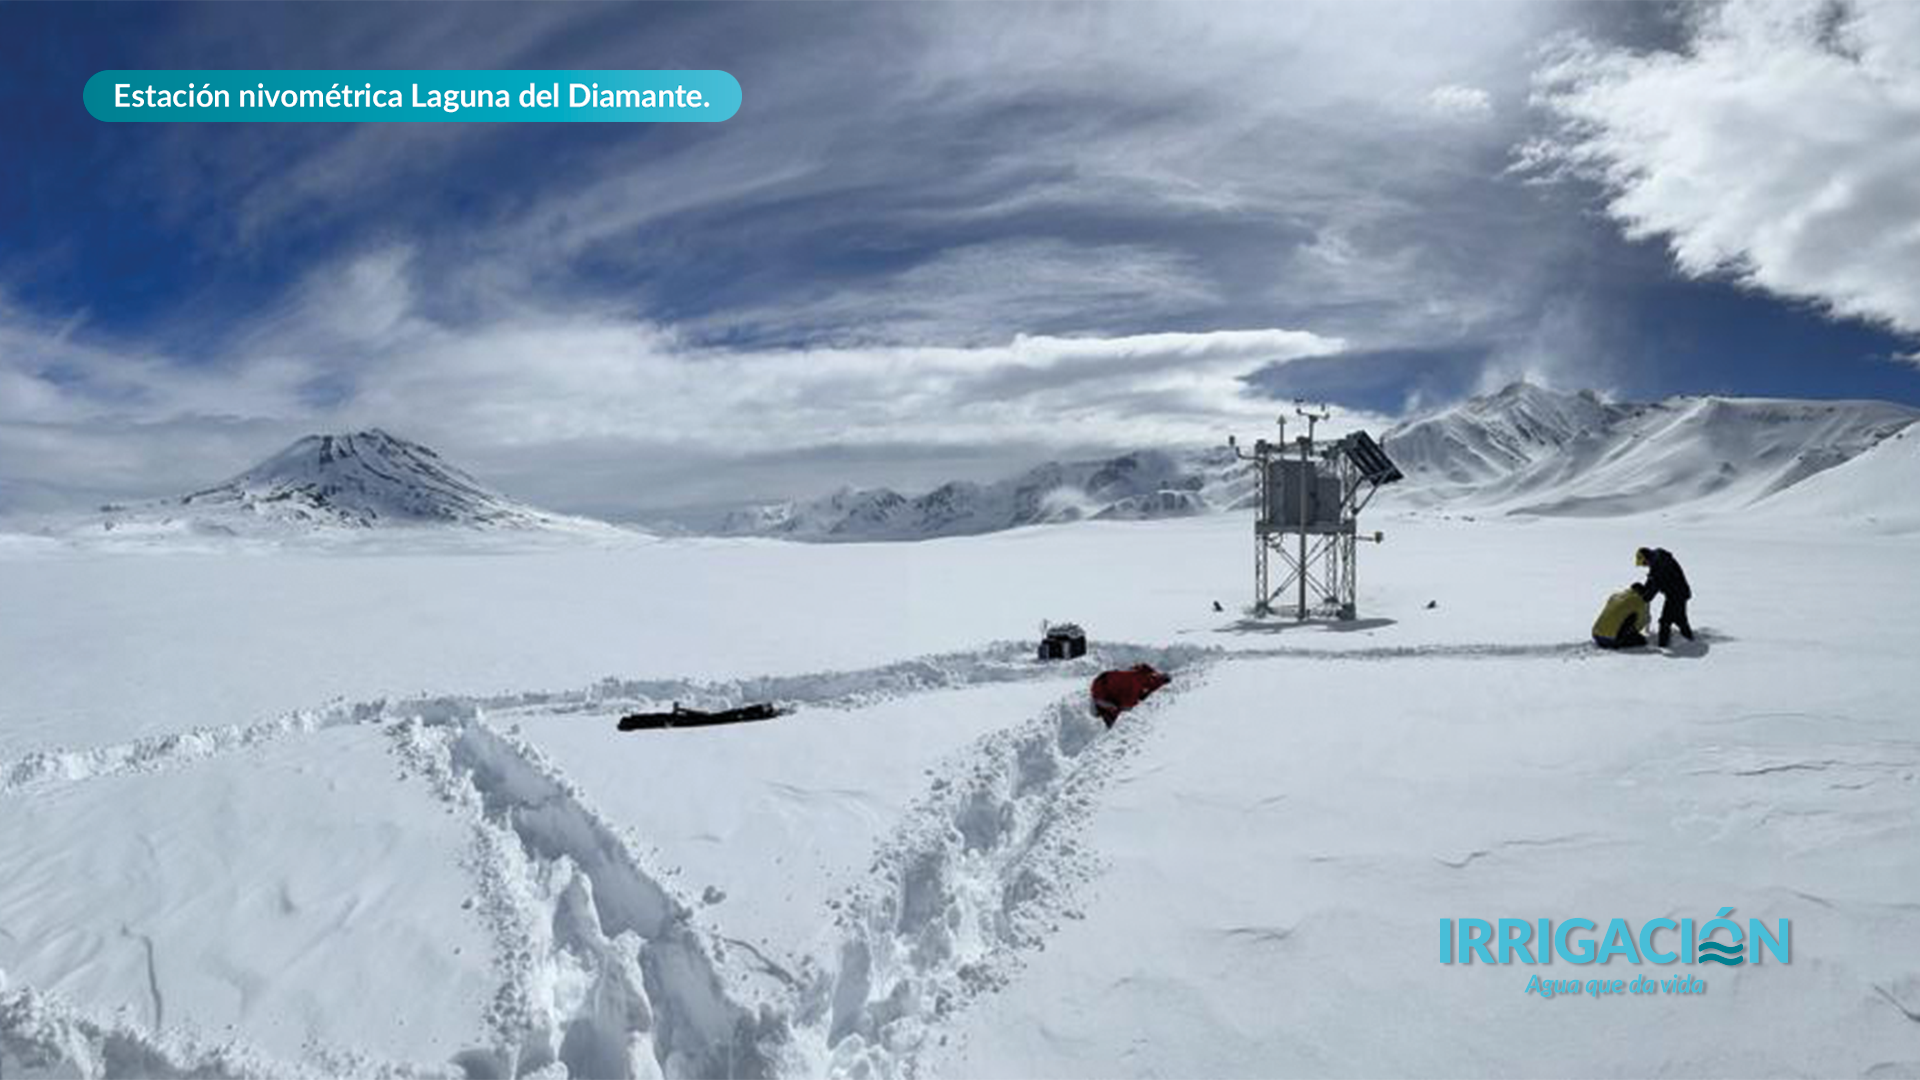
0, 700, 386, 797
390, 716, 793, 1080
1235, 640, 1597, 663
0, 642, 1206, 798
0, 637, 1587, 799
804, 654, 1209, 1080
533, 641, 1215, 717
0, 977, 451, 1080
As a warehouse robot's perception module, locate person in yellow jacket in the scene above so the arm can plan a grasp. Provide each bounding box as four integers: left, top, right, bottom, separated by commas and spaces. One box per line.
1592, 582, 1652, 649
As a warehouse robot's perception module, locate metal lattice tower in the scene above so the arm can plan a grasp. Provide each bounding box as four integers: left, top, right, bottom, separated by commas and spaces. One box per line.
1229, 405, 1403, 621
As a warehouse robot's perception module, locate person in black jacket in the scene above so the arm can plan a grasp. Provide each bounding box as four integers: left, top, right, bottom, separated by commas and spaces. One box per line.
1635, 547, 1694, 647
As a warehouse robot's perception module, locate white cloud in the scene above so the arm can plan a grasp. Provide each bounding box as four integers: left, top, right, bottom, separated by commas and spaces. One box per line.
695, 240, 1220, 347
0, 295, 321, 426
1426, 84, 1494, 120
409, 1, 1577, 350
1522, 0, 1920, 335
0, 259, 1342, 513
329, 320, 1343, 453
0, 2, 1606, 514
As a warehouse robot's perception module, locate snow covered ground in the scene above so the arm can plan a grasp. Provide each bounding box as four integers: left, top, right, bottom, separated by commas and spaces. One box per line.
0, 725, 495, 1069
2, 506, 1917, 1077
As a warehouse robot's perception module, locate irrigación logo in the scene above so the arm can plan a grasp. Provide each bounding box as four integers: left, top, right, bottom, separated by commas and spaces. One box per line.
1440, 906, 1789, 998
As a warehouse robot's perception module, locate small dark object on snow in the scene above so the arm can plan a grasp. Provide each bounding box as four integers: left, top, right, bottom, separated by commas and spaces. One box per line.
1090, 664, 1171, 727
1212, 600, 1225, 613
617, 702, 787, 731
1039, 622, 1088, 661
1426, 600, 1438, 609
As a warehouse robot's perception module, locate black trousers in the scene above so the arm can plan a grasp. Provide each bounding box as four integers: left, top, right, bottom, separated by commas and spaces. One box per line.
1658, 596, 1693, 645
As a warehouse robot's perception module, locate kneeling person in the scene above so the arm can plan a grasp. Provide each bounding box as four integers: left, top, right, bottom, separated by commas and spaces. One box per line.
1592, 583, 1652, 649
1090, 664, 1171, 727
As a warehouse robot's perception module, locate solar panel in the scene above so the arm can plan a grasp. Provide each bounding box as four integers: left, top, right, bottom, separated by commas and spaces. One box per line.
1340, 431, 1403, 485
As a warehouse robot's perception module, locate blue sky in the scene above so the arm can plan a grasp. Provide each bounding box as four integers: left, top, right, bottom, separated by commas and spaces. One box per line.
2, 1, 1917, 516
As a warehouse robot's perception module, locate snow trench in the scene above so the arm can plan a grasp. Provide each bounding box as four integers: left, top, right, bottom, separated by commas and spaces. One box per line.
390, 717, 792, 1080
0, 641, 1205, 799
0, 642, 1217, 1077
0, 636, 1589, 1077
802, 659, 1204, 1079
0, 977, 441, 1080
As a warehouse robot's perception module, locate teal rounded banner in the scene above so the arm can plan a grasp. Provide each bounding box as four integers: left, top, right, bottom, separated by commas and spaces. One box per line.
84, 70, 741, 122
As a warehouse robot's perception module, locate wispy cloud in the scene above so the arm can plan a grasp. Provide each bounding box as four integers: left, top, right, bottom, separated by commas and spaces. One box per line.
17, 1, 1800, 515
0, 256, 1342, 512
125, 0, 1575, 353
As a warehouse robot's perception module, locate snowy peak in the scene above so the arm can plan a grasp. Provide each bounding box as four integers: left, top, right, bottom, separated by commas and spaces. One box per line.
181, 429, 551, 528
1385, 382, 1919, 517
1384, 381, 1638, 485
89, 430, 604, 538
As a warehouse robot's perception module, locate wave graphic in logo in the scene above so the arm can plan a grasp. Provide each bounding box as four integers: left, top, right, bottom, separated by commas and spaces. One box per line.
1697, 940, 1745, 965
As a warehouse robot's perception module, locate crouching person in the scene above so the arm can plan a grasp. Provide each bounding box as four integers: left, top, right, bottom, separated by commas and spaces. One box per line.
1592, 583, 1652, 649
1090, 664, 1171, 727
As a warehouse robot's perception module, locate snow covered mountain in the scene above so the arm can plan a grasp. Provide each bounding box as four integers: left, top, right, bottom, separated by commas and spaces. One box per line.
1383, 382, 1919, 517
91, 430, 607, 537
1750, 420, 1920, 533
718, 449, 1251, 542
1381, 382, 1640, 486
717, 382, 1919, 541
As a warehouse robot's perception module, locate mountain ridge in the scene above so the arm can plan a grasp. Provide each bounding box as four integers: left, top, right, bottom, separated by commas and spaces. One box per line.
713, 382, 1920, 541
716, 448, 1248, 542
49, 383, 1920, 545
1383, 383, 1919, 517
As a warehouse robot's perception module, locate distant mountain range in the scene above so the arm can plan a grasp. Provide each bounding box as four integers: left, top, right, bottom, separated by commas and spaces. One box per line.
714, 448, 1253, 542
716, 382, 1920, 540
87, 430, 608, 538
51, 382, 1920, 545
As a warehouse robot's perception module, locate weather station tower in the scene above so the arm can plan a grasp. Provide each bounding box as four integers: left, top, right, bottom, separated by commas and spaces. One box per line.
1229, 403, 1405, 620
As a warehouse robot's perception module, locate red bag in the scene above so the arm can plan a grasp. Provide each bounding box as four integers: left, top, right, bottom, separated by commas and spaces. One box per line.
1090, 664, 1171, 727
